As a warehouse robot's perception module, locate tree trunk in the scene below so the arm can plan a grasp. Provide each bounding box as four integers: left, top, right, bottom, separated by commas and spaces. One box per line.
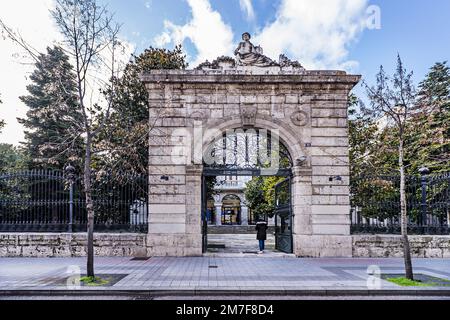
84, 133, 95, 278
399, 138, 414, 280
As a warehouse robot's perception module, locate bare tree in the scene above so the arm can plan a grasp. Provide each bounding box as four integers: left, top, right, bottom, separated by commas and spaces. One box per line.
50, 0, 123, 278
363, 55, 416, 280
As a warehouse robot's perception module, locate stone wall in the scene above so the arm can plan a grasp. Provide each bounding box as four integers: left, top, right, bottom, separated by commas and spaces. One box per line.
352, 235, 450, 258
0, 233, 147, 258
2, 233, 449, 258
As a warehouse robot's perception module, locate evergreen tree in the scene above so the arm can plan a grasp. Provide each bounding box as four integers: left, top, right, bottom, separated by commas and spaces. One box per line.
409, 61, 450, 173
0, 144, 27, 172
18, 46, 84, 171
348, 93, 380, 177
97, 46, 188, 174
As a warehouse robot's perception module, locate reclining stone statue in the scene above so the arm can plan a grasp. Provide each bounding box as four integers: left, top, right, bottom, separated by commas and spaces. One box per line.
234, 32, 278, 67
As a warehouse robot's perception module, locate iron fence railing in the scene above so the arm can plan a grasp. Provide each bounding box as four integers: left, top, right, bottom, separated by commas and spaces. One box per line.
350, 172, 450, 235
0, 170, 148, 233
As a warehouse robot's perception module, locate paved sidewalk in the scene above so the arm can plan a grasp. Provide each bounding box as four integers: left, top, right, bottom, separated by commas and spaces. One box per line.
1, 257, 450, 295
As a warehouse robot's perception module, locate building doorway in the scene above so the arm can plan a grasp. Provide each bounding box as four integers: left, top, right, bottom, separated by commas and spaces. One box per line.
221, 194, 241, 225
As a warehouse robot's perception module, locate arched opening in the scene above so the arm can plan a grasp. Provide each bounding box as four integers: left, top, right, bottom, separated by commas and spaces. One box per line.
202, 128, 293, 254
221, 194, 241, 225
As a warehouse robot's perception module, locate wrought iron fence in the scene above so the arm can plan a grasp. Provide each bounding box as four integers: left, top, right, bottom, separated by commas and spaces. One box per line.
0, 170, 148, 233
351, 172, 450, 235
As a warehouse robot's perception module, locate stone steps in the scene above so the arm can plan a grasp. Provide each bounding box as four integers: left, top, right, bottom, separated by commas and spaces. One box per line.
207, 234, 276, 254
207, 225, 276, 234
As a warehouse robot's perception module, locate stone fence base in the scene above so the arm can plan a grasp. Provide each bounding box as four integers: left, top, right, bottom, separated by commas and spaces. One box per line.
352, 235, 450, 258
1, 233, 450, 258
0, 233, 147, 258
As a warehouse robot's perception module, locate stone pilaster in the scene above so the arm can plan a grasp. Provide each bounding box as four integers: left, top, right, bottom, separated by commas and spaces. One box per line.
295, 92, 353, 257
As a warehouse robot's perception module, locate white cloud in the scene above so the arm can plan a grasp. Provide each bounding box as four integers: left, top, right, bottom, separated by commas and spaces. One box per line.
153, 0, 234, 67
239, 0, 255, 21
145, 1, 152, 9
0, 0, 59, 146
0, 0, 135, 146
253, 0, 370, 71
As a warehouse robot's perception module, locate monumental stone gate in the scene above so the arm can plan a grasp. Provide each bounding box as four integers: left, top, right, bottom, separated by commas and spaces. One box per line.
141, 33, 360, 257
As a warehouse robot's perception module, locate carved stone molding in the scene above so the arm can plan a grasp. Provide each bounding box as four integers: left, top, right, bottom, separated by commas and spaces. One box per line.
279, 54, 305, 70
189, 111, 206, 121
241, 104, 257, 127
290, 111, 309, 127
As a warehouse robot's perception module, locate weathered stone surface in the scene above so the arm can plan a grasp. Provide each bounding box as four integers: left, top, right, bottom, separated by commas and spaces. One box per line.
3, 233, 448, 259
352, 235, 450, 258
294, 235, 353, 257
0, 233, 147, 258
140, 67, 360, 257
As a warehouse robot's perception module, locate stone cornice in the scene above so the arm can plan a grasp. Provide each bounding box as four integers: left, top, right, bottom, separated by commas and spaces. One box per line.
140, 70, 361, 86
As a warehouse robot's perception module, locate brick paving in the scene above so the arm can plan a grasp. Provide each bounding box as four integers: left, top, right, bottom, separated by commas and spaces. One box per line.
1, 257, 450, 292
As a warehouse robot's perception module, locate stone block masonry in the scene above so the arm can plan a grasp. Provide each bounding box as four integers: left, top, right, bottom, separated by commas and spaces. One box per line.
141, 68, 360, 258
0, 233, 147, 258
1, 233, 449, 258
352, 235, 450, 258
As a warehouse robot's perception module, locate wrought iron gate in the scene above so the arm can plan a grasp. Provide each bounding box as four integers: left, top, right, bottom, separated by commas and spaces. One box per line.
200, 129, 294, 253
274, 177, 293, 253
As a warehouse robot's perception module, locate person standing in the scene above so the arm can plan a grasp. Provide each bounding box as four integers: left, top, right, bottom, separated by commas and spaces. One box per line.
255, 220, 268, 254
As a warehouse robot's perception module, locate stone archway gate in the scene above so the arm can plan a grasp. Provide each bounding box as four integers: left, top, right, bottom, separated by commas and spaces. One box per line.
141, 67, 360, 258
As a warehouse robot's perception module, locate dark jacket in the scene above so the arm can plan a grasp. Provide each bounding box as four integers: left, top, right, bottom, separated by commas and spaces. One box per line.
255, 222, 268, 241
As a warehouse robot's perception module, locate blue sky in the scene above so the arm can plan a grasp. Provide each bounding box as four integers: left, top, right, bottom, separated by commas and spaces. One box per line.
1, 0, 449, 145
103, 0, 450, 84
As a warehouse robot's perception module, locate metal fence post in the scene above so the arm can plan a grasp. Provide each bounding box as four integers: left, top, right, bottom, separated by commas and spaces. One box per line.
65, 165, 76, 233
419, 167, 430, 229
69, 181, 74, 233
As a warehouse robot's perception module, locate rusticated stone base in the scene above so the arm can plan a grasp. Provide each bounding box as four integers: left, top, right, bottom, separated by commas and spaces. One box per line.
352, 235, 450, 258
294, 235, 353, 257
0, 233, 147, 258
146, 234, 202, 257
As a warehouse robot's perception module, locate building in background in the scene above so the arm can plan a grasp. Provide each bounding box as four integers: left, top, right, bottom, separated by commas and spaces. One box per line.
207, 176, 253, 226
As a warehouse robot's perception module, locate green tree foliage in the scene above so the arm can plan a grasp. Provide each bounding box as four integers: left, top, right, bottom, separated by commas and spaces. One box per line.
244, 177, 273, 220
0, 144, 28, 172
348, 93, 379, 177
0, 144, 29, 215
243, 141, 292, 220
349, 94, 398, 218
98, 46, 188, 174
245, 175, 287, 220
351, 61, 450, 222
409, 61, 450, 173
18, 46, 84, 171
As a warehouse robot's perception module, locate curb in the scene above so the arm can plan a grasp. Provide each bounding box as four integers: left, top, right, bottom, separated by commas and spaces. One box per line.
2, 289, 450, 297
